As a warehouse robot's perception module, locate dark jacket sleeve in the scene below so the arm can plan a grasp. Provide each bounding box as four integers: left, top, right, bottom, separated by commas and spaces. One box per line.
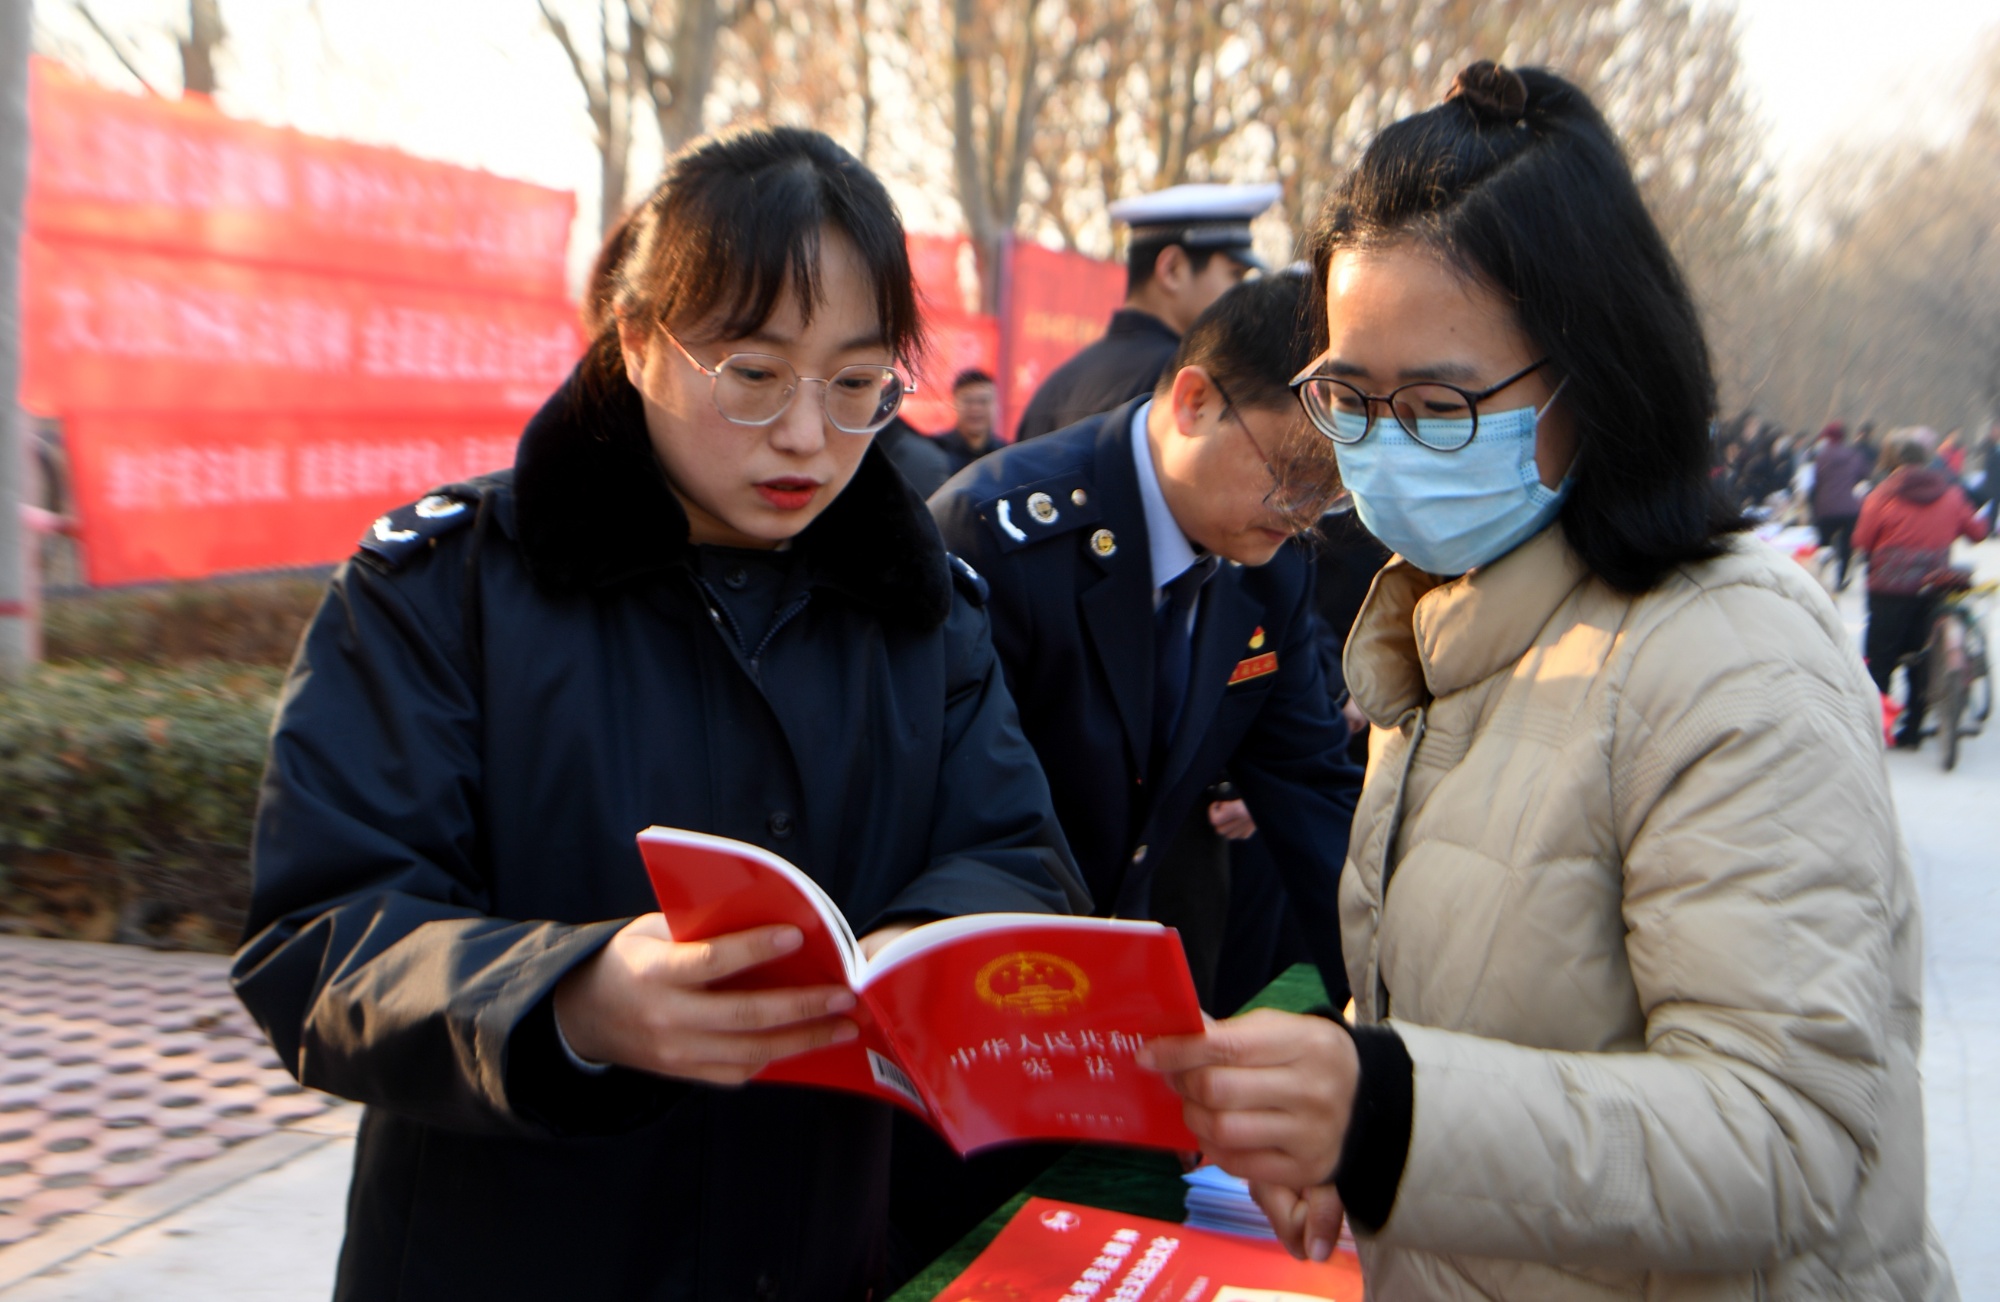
1228, 568, 1363, 1005
875, 585, 1090, 924
231, 543, 672, 1139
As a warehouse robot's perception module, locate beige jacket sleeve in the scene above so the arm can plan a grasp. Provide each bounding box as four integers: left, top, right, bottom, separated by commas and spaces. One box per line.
1378, 578, 1904, 1268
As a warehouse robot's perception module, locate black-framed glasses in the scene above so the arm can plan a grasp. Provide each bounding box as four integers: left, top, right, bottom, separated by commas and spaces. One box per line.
1289, 354, 1551, 451
664, 329, 916, 435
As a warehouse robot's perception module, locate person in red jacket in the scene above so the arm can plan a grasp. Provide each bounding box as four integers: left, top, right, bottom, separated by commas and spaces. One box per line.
1854, 431, 1991, 747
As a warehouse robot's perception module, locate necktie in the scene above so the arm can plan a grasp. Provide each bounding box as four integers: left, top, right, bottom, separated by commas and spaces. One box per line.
1151, 554, 1219, 776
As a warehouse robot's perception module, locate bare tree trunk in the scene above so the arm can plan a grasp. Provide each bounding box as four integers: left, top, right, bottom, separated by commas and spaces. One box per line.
644, 0, 722, 157
951, 0, 1002, 312
179, 0, 224, 96
0, 0, 35, 679
599, 1, 630, 226
541, 0, 633, 235
846, 0, 875, 165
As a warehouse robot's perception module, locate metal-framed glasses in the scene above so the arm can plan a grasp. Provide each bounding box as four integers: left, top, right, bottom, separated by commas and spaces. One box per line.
664, 329, 916, 435
1289, 355, 1552, 452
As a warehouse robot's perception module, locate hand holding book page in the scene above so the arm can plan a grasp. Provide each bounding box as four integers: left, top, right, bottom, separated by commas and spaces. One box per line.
637, 827, 1207, 1155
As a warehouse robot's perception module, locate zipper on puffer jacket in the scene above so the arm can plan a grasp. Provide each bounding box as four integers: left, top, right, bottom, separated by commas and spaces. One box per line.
1372, 704, 1428, 1020
693, 574, 811, 677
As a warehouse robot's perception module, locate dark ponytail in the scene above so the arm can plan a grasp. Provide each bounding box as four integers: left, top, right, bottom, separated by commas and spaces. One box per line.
581, 125, 924, 395
1309, 65, 1741, 594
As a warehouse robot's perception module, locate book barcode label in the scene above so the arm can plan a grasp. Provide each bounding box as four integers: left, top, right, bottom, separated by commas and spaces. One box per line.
867, 1049, 927, 1113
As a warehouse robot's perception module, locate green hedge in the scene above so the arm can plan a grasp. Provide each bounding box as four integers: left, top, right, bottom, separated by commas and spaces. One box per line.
0, 662, 283, 950
44, 577, 324, 666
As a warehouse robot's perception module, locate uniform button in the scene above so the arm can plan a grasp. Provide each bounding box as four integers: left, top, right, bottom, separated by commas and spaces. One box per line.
724, 567, 749, 591
767, 811, 795, 839
1131, 844, 1148, 864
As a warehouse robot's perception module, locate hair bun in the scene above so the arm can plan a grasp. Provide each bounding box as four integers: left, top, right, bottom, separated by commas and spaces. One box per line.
1446, 61, 1529, 123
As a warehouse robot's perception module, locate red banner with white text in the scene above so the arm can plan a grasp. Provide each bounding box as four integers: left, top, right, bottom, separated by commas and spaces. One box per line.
20, 239, 580, 417
21, 58, 581, 585
901, 234, 998, 434
21, 60, 1125, 583
26, 60, 574, 299
63, 411, 524, 586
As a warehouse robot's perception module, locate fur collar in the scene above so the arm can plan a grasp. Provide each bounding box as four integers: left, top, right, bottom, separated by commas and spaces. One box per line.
512, 366, 953, 628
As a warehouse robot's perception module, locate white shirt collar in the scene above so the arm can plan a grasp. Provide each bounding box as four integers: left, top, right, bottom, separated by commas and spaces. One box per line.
1130, 400, 1199, 601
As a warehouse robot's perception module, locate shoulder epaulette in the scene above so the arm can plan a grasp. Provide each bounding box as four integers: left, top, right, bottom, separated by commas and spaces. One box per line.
974, 472, 1103, 554
356, 490, 478, 570
947, 553, 988, 606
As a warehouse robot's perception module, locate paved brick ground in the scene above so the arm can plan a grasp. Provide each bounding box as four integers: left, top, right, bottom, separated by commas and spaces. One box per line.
0, 937, 334, 1253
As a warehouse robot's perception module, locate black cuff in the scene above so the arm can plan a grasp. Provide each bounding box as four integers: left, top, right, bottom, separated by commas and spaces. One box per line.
506, 989, 687, 1137
1304, 1010, 1412, 1234
1335, 1024, 1412, 1232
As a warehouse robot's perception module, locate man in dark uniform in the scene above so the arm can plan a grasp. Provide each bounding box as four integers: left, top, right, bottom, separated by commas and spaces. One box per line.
1014, 183, 1281, 441
895, 274, 1360, 1273
938, 271, 1356, 1004
1211, 493, 1390, 1012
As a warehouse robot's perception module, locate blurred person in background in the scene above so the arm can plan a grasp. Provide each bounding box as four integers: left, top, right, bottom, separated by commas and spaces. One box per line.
1938, 428, 1966, 479
1813, 420, 1870, 588
1969, 423, 2000, 524
1735, 422, 1792, 510
1142, 62, 1952, 1300
1855, 428, 1991, 748
933, 367, 1001, 474
231, 126, 1084, 1302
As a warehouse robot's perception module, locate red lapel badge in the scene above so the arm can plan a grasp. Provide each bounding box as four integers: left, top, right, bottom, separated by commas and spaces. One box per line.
1229, 627, 1278, 685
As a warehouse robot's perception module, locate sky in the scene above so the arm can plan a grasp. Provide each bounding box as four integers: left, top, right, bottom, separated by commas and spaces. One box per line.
1713, 0, 1996, 193
29, 0, 2000, 282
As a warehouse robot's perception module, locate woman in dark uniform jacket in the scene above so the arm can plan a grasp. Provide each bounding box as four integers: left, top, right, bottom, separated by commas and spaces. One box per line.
231, 127, 1086, 1302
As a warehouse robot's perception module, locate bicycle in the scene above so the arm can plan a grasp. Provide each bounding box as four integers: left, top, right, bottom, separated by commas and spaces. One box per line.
1921, 577, 1995, 772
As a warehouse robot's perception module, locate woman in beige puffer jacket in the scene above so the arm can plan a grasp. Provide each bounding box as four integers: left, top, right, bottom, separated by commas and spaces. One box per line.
1143, 62, 1954, 1299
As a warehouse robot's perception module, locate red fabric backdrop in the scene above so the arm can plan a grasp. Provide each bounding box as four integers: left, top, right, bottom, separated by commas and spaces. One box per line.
898, 236, 1124, 438
900, 233, 998, 434
1000, 241, 1128, 432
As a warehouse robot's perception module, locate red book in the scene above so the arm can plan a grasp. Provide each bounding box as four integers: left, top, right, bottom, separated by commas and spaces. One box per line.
637, 827, 1206, 1155
934, 1197, 1364, 1301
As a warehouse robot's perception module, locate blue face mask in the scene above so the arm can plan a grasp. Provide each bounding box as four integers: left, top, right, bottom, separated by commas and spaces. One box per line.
1331, 382, 1571, 576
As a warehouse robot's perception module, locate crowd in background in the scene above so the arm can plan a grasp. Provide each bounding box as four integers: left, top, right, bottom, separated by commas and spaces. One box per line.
1711, 413, 1996, 751
1715, 413, 2000, 530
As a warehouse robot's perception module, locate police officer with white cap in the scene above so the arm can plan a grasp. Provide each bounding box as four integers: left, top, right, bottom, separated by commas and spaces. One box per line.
1014, 182, 1282, 442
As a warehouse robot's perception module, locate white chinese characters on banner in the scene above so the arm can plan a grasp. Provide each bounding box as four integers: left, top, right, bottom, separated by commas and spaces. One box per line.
48, 275, 353, 373
105, 435, 517, 511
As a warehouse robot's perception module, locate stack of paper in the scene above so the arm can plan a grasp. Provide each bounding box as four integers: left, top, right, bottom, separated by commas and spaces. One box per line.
1181, 1165, 1279, 1240
1182, 1165, 1360, 1249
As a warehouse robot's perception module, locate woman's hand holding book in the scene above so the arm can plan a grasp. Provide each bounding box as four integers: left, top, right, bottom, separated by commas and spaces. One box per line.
1141, 1010, 1359, 1220
552, 913, 861, 1086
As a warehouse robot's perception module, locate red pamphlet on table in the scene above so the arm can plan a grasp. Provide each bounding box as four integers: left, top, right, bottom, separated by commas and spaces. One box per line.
935, 1197, 1363, 1301
637, 827, 1206, 1155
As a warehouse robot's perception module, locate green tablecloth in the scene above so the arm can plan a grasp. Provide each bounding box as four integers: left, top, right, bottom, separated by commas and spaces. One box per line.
888, 964, 1330, 1301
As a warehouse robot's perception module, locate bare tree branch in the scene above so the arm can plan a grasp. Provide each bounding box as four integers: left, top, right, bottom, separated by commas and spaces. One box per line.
71, 1, 163, 97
